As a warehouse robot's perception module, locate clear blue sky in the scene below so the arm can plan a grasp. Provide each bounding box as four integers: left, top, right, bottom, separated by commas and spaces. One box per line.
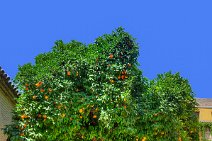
0, 1, 211, 98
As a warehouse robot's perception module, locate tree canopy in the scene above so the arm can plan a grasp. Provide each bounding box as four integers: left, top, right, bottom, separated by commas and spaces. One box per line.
4, 27, 199, 141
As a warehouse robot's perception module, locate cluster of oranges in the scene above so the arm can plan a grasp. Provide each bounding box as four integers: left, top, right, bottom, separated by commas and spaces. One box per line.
118, 70, 128, 80
30, 81, 52, 101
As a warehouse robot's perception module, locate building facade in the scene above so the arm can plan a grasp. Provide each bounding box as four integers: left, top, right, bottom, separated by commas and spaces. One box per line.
196, 98, 212, 141
0, 67, 18, 141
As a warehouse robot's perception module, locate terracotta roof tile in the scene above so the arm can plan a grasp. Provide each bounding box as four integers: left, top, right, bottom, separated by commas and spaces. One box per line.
196, 98, 212, 107
0, 66, 18, 97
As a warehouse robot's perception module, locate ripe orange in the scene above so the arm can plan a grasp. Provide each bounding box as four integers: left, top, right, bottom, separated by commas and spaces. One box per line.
43, 115, 47, 119
118, 75, 121, 80
121, 70, 126, 75
40, 89, 45, 93
25, 87, 29, 91
61, 113, 66, 118
109, 54, 113, 59
35, 81, 43, 87
67, 71, 71, 76
48, 88, 52, 92
20, 133, 24, 136
142, 137, 147, 141
154, 113, 158, 117
21, 114, 26, 119
80, 116, 83, 119
79, 109, 84, 113
32, 95, 37, 100
110, 79, 115, 84
44, 95, 49, 100
121, 75, 125, 80
93, 115, 97, 118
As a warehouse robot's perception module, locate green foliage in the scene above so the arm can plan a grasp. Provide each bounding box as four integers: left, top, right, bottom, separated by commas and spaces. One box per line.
199, 122, 212, 141
138, 72, 199, 140
3, 27, 199, 141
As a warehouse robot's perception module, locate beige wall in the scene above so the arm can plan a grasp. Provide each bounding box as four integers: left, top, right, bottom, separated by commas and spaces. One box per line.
0, 88, 14, 141
198, 108, 212, 122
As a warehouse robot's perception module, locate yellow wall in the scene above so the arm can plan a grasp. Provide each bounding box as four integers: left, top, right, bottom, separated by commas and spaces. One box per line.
198, 108, 212, 122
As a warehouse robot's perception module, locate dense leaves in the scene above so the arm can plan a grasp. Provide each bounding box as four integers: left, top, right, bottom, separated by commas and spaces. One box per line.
4, 27, 199, 140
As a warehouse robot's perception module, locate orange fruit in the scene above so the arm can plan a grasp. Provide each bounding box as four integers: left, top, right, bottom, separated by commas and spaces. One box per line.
80, 116, 83, 119
40, 89, 45, 93
109, 54, 113, 59
21, 114, 26, 119
118, 76, 121, 80
25, 83, 29, 87
32, 95, 37, 100
61, 113, 66, 118
25, 87, 29, 91
124, 105, 127, 109
93, 115, 97, 118
79, 109, 84, 113
121, 70, 126, 75
142, 137, 147, 141
121, 75, 125, 80
43, 115, 47, 119
110, 79, 115, 84
35, 81, 43, 87
20, 133, 24, 136
154, 113, 158, 117
48, 88, 52, 92
67, 71, 71, 76
178, 137, 182, 141
44, 95, 49, 100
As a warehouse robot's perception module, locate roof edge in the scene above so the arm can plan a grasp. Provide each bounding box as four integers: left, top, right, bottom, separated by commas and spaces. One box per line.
0, 66, 19, 98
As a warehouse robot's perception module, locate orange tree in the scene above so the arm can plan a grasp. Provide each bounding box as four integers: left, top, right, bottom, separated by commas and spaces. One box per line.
4, 28, 199, 141
138, 72, 199, 140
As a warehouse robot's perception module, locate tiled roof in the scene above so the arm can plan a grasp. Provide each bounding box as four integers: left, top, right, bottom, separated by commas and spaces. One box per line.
196, 98, 212, 107
0, 66, 18, 98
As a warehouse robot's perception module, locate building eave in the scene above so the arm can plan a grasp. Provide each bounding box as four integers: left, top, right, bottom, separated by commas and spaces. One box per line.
0, 66, 18, 104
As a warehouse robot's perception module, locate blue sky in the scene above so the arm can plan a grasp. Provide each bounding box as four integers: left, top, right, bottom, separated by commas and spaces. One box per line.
0, 1, 211, 98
